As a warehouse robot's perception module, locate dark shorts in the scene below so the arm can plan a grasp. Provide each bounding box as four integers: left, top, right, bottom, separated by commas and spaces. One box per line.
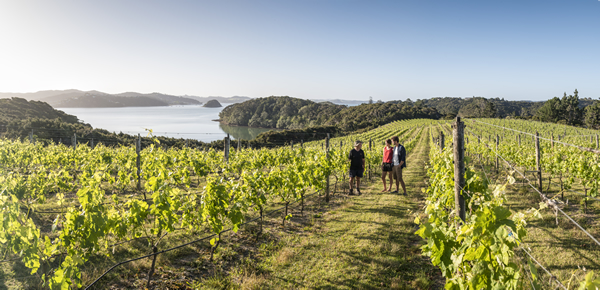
382, 163, 393, 172
349, 169, 364, 178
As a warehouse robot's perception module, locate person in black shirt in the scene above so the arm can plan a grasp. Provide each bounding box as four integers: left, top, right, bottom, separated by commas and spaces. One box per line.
348, 140, 365, 195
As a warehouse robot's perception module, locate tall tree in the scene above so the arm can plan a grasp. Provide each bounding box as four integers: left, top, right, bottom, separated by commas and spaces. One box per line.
584, 100, 600, 129
534, 90, 582, 125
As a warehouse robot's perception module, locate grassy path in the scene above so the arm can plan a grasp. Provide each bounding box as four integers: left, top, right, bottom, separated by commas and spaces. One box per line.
248, 129, 442, 289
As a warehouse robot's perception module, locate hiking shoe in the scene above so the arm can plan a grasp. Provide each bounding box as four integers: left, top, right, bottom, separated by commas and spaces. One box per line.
391, 190, 398, 194
349, 189, 355, 195
403, 192, 407, 196
357, 189, 361, 195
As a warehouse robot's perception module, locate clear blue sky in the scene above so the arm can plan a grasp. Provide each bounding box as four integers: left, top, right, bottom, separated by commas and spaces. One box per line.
1, 0, 598, 101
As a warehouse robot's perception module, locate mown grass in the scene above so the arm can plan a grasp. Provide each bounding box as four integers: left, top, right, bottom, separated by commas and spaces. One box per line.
193, 129, 444, 289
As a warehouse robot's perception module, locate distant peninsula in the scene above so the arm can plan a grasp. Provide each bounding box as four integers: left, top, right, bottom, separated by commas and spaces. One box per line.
203, 99, 222, 107
0, 90, 252, 108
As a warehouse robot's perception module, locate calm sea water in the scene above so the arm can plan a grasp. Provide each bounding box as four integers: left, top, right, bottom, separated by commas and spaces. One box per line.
58, 105, 277, 142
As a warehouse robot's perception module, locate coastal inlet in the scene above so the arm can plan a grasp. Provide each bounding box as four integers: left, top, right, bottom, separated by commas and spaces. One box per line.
58, 105, 279, 143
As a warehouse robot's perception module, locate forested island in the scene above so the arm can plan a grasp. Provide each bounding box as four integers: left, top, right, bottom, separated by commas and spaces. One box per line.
219, 96, 440, 132
203, 99, 222, 107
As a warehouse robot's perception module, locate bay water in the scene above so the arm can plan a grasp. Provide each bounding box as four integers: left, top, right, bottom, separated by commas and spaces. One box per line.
58, 105, 277, 142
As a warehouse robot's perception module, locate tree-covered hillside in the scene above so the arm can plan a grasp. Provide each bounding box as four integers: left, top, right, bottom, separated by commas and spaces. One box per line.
220, 96, 345, 129
413, 97, 545, 118
0, 98, 79, 124
219, 96, 440, 132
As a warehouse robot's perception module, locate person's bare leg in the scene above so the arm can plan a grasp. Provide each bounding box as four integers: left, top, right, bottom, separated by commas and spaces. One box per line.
399, 169, 407, 195
387, 172, 393, 191
356, 177, 361, 192
349, 176, 354, 193
395, 176, 400, 191
381, 172, 387, 192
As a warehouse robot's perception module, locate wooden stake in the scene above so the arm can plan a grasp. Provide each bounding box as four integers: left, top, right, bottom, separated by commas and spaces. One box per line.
136, 134, 142, 192
326, 133, 330, 203
453, 117, 466, 222
535, 132, 542, 193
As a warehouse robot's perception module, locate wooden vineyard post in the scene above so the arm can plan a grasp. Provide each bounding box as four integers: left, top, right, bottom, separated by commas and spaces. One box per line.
478, 135, 481, 162
518, 134, 521, 147
301, 139, 304, 148
440, 132, 444, 153
136, 134, 142, 192
291, 140, 294, 150
72, 133, 77, 150
146, 246, 158, 289
91, 138, 94, 149
596, 134, 599, 149
326, 133, 330, 203
535, 132, 542, 193
452, 117, 466, 222
224, 134, 230, 164
29, 129, 34, 144
369, 138, 372, 181
495, 135, 499, 173
283, 202, 289, 227
551, 133, 554, 149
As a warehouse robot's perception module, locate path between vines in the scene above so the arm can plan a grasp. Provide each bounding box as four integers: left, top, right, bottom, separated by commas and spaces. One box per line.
249, 131, 443, 289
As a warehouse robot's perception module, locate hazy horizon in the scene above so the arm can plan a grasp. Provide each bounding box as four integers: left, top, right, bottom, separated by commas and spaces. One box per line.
0, 88, 582, 104
1, 1, 599, 102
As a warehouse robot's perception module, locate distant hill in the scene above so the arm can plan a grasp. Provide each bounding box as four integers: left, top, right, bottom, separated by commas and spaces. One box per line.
51, 95, 170, 108
0, 90, 220, 108
182, 95, 252, 104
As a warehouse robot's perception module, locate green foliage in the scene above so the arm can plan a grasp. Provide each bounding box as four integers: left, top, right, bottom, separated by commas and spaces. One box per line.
584, 100, 600, 129
413, 97, 544, 119
219, 96, 343, 129
0, 97, 79, 124
534, 90, 583, 125
457, 97, 498, 118
254, 125, 340, 143
415, 126, 546, 289
219, 96, 440, 132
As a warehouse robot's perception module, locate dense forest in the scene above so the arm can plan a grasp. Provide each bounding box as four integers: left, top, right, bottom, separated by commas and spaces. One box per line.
413, 93, 595, 120
219, 96, 440, 132
412, 97, 544, 118
219, 93, 600, 134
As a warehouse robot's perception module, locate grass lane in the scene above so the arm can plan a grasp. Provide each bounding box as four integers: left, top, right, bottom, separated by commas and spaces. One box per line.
243, 128, 443, 289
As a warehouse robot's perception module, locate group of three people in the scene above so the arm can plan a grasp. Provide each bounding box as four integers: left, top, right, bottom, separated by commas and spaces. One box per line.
347, 136, 407, 195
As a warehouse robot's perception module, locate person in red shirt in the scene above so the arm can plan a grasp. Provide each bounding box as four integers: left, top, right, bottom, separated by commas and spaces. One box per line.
381, 139, 394, 192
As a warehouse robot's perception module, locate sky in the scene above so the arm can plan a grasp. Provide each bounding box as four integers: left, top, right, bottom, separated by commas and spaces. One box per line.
0, 0, 599, 101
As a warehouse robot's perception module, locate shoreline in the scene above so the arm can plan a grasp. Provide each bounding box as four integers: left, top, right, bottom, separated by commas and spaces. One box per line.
216, 121, 282, 131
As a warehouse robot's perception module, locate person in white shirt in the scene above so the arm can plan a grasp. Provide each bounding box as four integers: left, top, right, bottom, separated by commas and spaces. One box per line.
391, 136, 407, 195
